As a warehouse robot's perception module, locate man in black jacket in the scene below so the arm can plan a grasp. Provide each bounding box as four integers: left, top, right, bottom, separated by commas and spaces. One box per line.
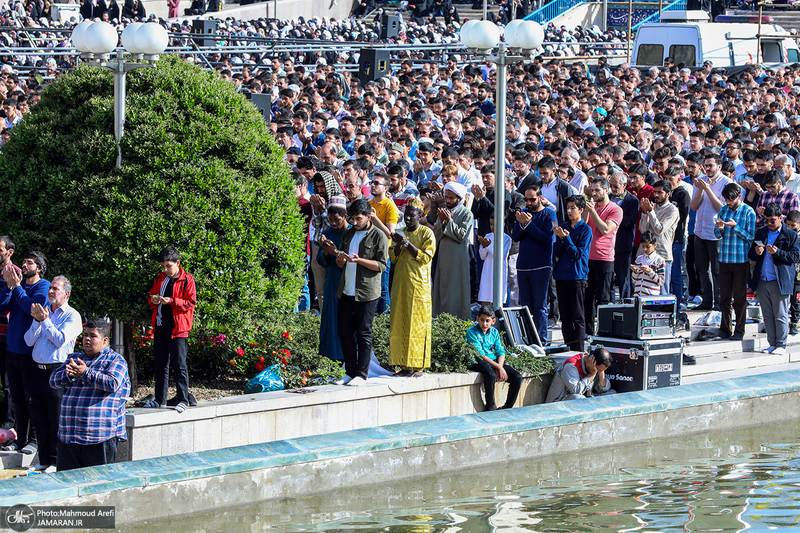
609, 172, 639, 301
749, 203, 800, 355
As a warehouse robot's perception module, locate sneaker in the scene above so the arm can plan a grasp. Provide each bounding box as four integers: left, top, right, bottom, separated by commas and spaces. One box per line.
345, 377, 367, 387
335, 375, 353, 385
174, 402, 189, 413
729, 334, 744, 341
761, 346, 776, 354
548, 318, 559, 329
772, 347, 787, 355
692, 295, 703, 304
141, 400, 163, 409
791, 323, 798, 336
20, 442, 37, 455
682, 353, 697, 365
1, 442, 19, 452
30, 463, 52, 472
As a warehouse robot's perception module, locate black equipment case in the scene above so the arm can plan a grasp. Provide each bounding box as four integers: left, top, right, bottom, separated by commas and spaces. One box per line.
587, 336, 683, 393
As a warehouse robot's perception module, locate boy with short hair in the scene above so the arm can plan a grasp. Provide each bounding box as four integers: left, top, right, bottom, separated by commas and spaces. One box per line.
631, 231, 666, 296
465, 305, 523, 412
786, 209, 800, 335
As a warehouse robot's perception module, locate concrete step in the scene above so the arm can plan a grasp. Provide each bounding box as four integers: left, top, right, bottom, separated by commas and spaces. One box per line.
682, 349, 800, 378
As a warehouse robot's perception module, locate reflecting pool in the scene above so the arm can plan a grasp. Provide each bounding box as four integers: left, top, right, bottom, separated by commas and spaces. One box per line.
119, 420, 800, 532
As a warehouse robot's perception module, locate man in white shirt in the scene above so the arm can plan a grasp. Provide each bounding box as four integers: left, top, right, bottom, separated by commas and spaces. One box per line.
24, 276, 82, 472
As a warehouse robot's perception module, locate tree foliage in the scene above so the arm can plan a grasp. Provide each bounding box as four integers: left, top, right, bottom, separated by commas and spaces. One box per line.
0, 56, 304, 329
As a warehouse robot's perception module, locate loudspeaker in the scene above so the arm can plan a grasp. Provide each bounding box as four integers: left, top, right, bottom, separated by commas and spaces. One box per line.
248, 93, 271, 124
192, 19, 217, 47
380, 13, 400, 39
357, 49, 391, 86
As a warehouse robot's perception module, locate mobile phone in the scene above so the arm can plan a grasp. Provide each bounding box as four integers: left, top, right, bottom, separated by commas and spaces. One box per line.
754, 240, 764, 247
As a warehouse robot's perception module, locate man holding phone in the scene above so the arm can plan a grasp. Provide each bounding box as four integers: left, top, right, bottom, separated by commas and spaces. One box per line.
714, 183, 756, 341
749, 203, 800, 355
143, 245, 196, 413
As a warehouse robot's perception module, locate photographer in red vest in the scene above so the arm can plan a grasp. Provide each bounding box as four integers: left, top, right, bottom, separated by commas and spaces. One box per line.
545, 348, 615, 402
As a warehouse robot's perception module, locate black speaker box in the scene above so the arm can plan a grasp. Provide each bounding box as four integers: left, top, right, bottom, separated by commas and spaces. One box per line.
380, 13, 400, 39
192, 19, 217, 47
248, 93, 271, 124
357, 49, 391, 86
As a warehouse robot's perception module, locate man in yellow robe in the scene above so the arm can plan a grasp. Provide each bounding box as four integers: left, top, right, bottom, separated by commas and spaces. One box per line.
389, 198, 436, 375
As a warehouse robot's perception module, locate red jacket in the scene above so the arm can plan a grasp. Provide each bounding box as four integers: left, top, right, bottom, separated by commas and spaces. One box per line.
148, 268, 196, 338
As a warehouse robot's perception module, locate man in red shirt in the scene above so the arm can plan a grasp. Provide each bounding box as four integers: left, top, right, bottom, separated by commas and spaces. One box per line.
143, 246, 196, 413
626, 163, 654, 250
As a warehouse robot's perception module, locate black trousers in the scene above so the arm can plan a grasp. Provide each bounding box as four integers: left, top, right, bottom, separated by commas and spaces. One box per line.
613, 249, 633, 302
790, 279, 800, 324
694, 237, 721, 308
337, 295, 379, 379
153, 327, 189, 405
585, 260, 614, 336
57, 437, 117, 471
6, 351, 34, 447
470, 360, 522, 409
719, 262, 750, 337
0, 341, 12, 428
556, 279, 588, 351
28, 365, 63, 466
686, 235, 701, 298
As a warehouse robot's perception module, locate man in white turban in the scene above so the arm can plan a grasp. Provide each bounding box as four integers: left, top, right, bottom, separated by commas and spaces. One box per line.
432, 182, 474, 320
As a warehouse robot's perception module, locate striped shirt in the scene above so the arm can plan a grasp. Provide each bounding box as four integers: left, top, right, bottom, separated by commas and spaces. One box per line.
714, 202, 756, 264
50, 346, 130, 445
632, 251, 666, 296
756, 187, 800, 227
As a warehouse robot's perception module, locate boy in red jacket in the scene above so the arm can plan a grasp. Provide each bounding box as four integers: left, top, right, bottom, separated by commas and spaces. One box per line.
143, 246, 196, 413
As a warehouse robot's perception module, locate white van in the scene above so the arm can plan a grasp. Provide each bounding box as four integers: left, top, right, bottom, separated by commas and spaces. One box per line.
632, 10, 800, 69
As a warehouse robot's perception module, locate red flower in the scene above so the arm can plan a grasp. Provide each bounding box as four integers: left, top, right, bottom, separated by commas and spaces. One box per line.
255, 362, 265, 372
282, 331, 292, 341
237, 348, 245, 357
228, 359, 236, 366
258, 356, 265, 363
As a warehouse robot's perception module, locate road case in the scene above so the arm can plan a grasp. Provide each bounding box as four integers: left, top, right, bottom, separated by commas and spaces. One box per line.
587, 336, 683, 393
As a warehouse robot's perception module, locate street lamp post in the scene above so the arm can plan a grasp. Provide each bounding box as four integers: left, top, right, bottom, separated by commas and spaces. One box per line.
71, 20, 169, 169
459, 20, 544, 314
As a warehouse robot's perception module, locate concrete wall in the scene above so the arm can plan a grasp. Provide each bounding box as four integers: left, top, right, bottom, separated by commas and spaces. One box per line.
551, 2, 604, 32
118, 372, 552, 462
2, 369, 799, 527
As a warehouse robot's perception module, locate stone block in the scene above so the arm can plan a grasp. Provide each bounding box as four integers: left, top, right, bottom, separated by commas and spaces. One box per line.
193, 417, 222, 452
377, 393, 404, 426
426, 388, 451, 420
128, 424, 162, 461
220, 414, 250, 449
350, 398, 378, 431
161, 422, 195, 457
274, 406, 308, 441
247, 411, 276, 445
401, 391, 428, 423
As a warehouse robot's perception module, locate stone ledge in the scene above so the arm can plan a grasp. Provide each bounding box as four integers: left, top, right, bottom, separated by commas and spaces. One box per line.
2, 369, 800, 512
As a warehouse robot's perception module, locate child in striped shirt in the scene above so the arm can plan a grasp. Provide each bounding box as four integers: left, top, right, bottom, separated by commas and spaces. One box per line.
631, 231, 666, 296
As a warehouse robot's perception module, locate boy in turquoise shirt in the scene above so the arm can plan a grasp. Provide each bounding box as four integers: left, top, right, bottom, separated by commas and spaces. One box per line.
465, 305, 523, 411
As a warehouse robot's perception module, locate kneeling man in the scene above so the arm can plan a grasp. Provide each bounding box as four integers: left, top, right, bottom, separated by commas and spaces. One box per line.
546, 347, 615, 402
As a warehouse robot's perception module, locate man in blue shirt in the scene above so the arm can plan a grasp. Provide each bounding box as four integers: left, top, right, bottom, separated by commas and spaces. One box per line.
512, 184, 557, 345
50, 318, 130, 471
0, 251, 49, 454
749, 203, 800, 355
714, 182, 755, 341
465, 306, 522, 412
554, 195, 593, 351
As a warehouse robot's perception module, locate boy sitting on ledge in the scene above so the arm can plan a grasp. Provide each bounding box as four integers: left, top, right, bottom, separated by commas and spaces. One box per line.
465, 305, 522, 411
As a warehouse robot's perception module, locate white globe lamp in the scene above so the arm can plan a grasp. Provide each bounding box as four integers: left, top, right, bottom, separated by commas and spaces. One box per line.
470, 20, 500, 50
121, 22, 144, 54
84, 21, 119, 55
70, 20, 95, 53
134, 23, 169, 56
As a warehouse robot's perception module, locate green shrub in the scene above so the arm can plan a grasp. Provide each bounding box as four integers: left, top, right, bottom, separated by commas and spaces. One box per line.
0, 56, 305, 339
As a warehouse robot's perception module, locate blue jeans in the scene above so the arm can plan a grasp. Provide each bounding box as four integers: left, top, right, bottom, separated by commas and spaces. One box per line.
661, 260, 673, 296
296, 254, 311, 312
518, 267, 551, 345
376, 258, 391, 315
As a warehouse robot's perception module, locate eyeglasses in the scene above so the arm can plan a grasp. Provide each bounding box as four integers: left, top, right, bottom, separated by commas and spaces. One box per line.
371, 180, 385, 186
525, 198, 538, 203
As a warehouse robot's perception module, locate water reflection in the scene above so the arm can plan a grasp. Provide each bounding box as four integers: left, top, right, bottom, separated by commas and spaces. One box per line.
118, 422, 800, 533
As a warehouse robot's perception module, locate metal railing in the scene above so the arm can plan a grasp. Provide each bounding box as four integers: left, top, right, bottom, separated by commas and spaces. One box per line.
632, 0, 687, 30
523, 0, 588, 24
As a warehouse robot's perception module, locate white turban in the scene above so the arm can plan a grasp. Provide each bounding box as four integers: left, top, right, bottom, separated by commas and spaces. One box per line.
444, 182, 467, 199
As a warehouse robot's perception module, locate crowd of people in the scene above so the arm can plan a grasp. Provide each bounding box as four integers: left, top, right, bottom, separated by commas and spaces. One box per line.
275, 46, 800, 407
0, 243, 196, 473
